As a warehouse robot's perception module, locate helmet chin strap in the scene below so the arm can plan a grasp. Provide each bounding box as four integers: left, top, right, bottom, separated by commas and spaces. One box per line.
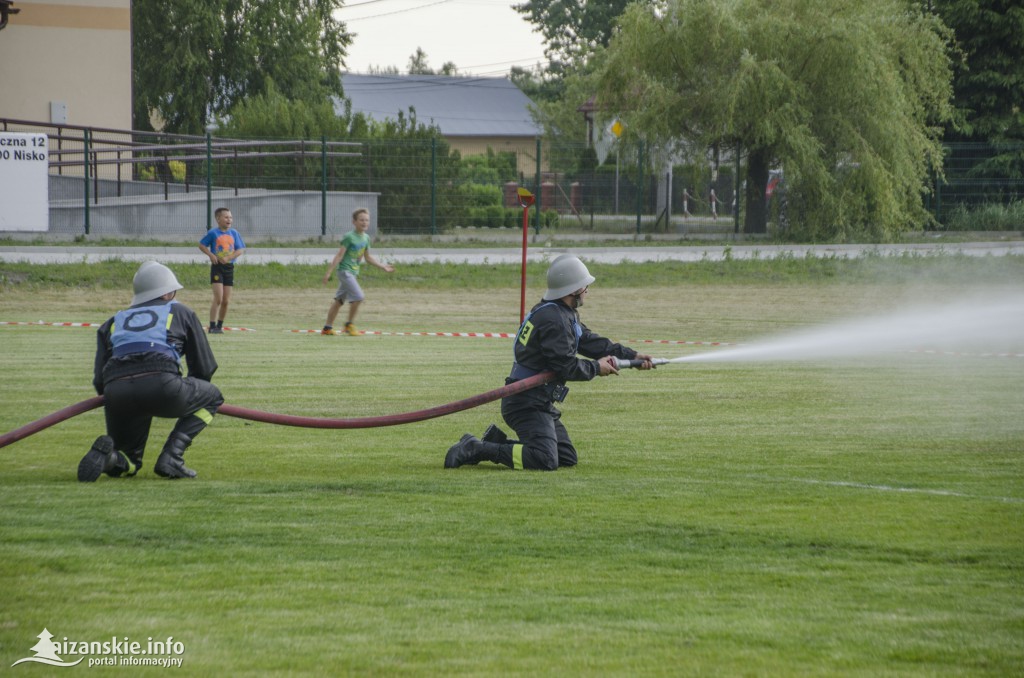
571, 290, 585, 309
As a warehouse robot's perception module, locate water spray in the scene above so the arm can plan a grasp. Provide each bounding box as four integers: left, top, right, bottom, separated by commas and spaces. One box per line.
633, 293, 1024, 366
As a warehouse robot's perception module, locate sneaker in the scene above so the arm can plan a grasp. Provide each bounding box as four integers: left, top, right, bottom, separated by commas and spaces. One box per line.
321, 327, 337, 336
209, 326, 223, 334
344, 323, 359, 336
78, 435, 115, 482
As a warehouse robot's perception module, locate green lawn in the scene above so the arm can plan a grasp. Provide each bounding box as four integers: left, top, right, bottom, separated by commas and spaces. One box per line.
1, 259, 1022, 676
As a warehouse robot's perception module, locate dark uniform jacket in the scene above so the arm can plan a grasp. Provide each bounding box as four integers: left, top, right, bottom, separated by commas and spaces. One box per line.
512, 299, 638, 388
93, 299, 217, 395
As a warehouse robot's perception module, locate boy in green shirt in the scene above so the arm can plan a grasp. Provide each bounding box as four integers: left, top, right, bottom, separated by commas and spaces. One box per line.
321, 208, 394, 336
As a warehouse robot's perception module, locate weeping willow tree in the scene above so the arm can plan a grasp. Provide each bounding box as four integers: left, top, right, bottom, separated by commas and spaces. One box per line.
591, 0, 956, 241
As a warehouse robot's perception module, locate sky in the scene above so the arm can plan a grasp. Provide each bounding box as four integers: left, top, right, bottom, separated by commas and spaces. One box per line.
335, 0, 549, 77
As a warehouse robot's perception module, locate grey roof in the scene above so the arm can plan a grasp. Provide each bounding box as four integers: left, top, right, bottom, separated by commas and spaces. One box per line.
337, 74, 540, 138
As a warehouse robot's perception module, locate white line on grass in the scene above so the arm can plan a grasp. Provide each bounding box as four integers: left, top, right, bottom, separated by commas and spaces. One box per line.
757, 477, 1024, 503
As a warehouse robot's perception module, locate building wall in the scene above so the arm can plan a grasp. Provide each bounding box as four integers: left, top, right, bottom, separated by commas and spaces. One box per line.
446, 136, 546, 176
0, 0, 131, 129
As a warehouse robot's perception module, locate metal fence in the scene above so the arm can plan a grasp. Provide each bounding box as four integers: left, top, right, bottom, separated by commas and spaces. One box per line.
2, 118, 1021, 240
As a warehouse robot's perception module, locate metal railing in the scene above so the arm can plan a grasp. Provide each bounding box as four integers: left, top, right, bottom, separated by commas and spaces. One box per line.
3, 118, 1021, 239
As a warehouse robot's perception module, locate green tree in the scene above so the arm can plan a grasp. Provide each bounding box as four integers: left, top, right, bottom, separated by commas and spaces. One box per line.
513, 0, 635, 69
512, 0, 638, 104
406, 48, 458, 76
593, 0, 955, 240
133, 0, 350, 134
927, 0, 1024, 178
929, 0, 1024, 145
221, 80, 347, 139
214, 81, 351, 191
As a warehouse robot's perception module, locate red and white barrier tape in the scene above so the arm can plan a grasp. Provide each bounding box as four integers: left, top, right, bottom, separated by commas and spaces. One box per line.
0, 321, 102, 327
290, 329, 515, 338
626, 338, 740, 347
0, 321, 255, 332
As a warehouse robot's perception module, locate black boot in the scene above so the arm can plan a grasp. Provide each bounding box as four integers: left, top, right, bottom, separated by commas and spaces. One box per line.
154, 432, 197, 479
482, 424, 508, 444
78, 435, 116, 482
444, 434, 508, 469
78, 436, 134, 482
105, 450, 135, 478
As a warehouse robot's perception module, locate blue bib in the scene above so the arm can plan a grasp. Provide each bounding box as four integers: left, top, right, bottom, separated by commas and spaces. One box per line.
110, 303, 180, 361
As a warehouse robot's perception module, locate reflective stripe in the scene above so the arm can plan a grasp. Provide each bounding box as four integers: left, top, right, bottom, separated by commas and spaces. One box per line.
517, 319, 535, 347
193, 408, 214, 425
166, 312, 174, 329
513, 302, 557, 356
512, 444, 523, 470
118, 451, 138, 475
511, 302, 582, 382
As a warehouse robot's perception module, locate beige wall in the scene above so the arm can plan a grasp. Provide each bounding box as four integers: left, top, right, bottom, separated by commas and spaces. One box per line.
446, 136, 547, 176
0, 0, 131, 129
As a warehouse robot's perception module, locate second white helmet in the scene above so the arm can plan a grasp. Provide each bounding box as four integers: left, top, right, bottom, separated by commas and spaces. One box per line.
544, 254, 595, 300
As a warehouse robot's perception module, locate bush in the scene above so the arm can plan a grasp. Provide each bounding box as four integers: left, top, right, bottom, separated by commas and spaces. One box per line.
458, 182, 502, 208
466, 205, 508, 228
483, 205, 505, 228
541, 209, 560, 230
168, 160, 186, 182
940, 200, 1024, 231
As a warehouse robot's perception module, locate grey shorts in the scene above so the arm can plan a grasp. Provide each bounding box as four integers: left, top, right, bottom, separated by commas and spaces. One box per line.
333, 270, 365, 303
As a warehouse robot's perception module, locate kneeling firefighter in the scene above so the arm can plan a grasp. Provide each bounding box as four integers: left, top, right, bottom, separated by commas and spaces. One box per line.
78, 261, 224, 481
445, 254, 653, 471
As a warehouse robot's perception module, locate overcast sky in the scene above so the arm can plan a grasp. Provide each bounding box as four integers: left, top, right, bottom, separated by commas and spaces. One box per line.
336, 0, 548, 77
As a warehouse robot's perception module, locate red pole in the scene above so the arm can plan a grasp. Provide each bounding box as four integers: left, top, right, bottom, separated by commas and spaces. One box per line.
516, 187, 535, 323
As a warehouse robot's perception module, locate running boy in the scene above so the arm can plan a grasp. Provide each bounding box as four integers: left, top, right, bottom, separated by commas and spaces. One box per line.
322, 208, 394, 336
198, 207, 245, 334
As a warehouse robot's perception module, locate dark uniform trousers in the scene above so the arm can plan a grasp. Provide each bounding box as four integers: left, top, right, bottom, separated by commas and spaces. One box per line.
501, 387, 578, 471
103, 372, 223, 469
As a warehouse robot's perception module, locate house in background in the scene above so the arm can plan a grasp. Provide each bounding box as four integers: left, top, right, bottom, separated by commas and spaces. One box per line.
338, 73, 542, 175
0, 0, 131, 131
0, 0, 132, 183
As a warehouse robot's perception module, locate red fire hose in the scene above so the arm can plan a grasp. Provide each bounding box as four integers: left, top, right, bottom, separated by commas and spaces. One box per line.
0, 371, 554, 449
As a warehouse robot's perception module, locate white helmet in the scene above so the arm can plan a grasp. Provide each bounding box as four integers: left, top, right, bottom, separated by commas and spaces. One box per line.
544, 254, 595, 300
131, 261, 184, 305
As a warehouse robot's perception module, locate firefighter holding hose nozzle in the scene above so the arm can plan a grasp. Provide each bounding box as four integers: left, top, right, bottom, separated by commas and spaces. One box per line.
445, 254, 653, 471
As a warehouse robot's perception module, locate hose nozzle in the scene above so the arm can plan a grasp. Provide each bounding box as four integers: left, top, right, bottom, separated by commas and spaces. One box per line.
612, 357, 669, 369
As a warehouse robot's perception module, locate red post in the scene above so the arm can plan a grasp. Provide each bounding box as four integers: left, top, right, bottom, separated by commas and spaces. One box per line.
516, 187, 535, 323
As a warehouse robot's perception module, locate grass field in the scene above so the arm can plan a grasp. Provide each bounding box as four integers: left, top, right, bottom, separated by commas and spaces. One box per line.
1, 257, 1022, 676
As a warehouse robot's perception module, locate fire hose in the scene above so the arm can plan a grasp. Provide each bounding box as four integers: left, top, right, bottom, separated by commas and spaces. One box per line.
0, 358, 679, 450
0, 371, 554, 450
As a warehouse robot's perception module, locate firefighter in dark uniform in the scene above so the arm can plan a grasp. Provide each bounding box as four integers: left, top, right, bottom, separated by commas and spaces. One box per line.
77, 261, 223, 481
445, 254, 653, 471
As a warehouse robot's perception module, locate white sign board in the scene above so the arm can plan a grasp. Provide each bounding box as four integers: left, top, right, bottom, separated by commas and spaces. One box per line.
0, 132, 49, 231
